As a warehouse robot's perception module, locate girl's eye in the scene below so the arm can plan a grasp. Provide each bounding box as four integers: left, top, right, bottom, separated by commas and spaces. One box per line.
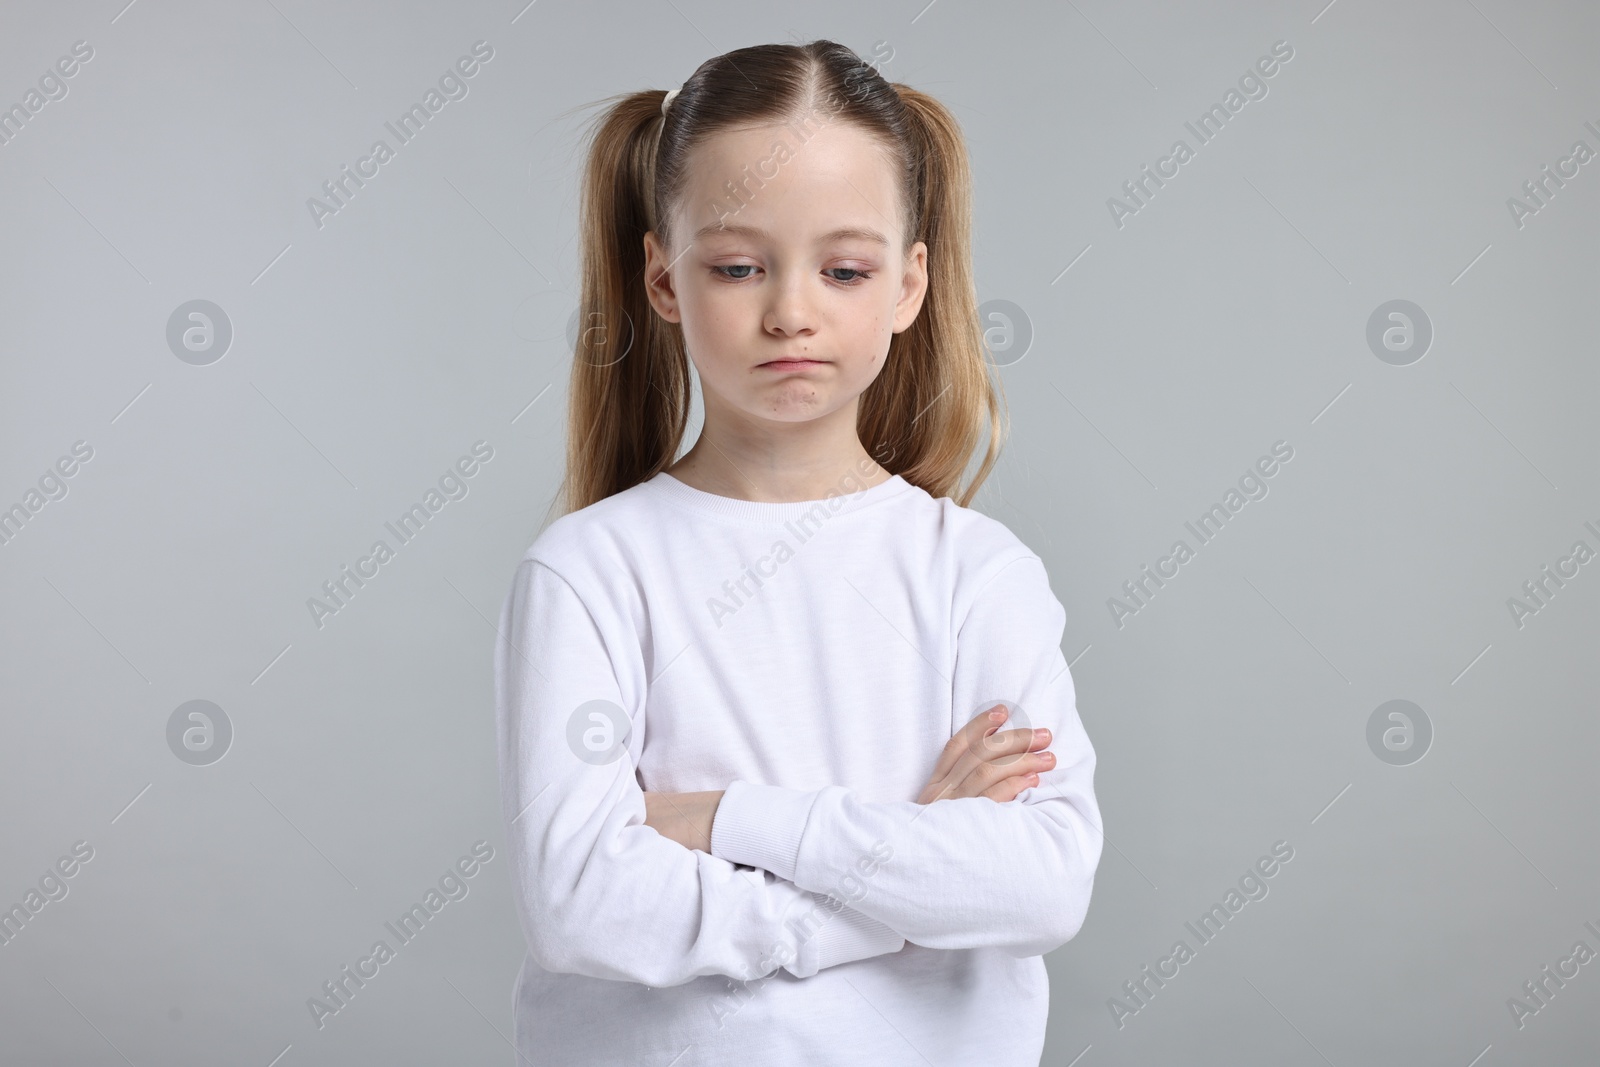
709, 265, 874, 284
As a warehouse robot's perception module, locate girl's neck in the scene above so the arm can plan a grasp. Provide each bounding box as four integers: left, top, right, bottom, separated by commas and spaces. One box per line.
665, 446, 891, 504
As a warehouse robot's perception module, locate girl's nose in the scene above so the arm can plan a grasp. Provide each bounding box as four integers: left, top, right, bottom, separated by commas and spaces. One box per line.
763, 279, 816, 336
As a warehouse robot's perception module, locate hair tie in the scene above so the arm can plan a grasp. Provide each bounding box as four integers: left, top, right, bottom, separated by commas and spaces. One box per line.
661, 86, 680, 116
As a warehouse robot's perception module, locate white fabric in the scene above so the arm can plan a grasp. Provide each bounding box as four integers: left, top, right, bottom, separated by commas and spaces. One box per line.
494, 468, 1103, 1065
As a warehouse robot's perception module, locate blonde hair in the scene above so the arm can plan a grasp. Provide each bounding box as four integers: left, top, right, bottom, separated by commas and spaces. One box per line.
549, 39, 1007, 524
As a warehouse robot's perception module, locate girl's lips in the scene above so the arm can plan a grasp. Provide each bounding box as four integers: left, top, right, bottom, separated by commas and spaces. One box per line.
759, 359, 827, 370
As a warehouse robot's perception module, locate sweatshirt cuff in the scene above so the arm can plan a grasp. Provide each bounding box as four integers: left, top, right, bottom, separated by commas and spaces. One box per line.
710, 781, 818, 883
807, 898, 906, 972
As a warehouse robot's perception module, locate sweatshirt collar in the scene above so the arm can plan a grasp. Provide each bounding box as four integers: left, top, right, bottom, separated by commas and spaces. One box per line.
644, 469, 913, 526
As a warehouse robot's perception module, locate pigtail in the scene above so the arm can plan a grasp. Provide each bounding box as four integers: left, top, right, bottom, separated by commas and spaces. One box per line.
555, 90, 691, 520
858, 86, 1007, 508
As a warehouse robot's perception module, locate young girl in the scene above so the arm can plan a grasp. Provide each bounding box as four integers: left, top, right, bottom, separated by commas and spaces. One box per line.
495, 39, 1103, 1065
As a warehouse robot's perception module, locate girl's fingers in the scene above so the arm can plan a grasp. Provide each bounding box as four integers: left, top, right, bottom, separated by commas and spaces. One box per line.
918, 706, 1053, 805
919, 747, 1052, 805
957, 748, 1053, 798
944, 725, 1049, 791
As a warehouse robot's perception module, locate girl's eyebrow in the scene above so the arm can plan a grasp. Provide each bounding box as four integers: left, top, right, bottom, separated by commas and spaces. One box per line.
692, 222, 890, 247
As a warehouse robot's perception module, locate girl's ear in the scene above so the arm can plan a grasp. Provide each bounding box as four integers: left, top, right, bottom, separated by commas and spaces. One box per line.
642, 230, 682, 324
892, 239, 929, 334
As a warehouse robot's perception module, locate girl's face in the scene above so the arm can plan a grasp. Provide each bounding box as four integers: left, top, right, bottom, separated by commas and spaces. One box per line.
643, 120, 928, 431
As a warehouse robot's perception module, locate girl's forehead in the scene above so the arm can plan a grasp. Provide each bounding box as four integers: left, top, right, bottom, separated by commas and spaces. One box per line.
674, 124, 904, 242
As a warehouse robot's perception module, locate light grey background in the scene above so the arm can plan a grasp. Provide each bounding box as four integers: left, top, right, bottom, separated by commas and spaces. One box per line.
2, 1, 1595, 1064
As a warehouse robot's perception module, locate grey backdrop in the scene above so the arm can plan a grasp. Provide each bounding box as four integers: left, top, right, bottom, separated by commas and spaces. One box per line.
2, 1, 1596, 1064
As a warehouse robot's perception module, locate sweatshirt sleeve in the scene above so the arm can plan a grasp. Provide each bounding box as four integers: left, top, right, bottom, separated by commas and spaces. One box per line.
495, 557, 905, 987
709, 551, 1103, 958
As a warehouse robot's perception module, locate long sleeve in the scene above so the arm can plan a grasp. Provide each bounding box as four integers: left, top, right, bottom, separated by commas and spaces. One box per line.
709, 551, 1103, 958
495, 558, 905, 987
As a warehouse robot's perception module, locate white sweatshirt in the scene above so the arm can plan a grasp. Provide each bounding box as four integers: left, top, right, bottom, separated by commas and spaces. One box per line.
494, 466, 1103, 1065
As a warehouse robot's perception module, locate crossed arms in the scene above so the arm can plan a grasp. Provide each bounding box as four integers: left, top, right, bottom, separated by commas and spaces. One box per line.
493, 554, 1103, 987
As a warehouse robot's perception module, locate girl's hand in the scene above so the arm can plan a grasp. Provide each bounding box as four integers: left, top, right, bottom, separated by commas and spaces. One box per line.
642, 789, 725, 852
917, 704, 1053, 804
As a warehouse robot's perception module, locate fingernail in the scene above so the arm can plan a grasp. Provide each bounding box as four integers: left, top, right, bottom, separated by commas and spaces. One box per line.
989, 709, 1006, 721
1033, 728, 1050, 742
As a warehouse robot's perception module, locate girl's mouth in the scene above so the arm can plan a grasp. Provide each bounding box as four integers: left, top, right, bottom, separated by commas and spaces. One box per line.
759, 359, 827, 371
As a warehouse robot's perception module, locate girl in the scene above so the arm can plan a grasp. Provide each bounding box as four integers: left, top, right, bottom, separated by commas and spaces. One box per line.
495, 39, 1102, 1065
